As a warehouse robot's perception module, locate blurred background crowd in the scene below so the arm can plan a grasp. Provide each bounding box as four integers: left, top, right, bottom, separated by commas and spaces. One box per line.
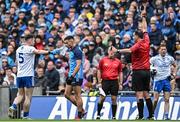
0, 0, 180, 96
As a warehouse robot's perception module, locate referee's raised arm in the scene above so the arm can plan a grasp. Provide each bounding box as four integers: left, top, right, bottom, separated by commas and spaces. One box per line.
141, 12, 148, 33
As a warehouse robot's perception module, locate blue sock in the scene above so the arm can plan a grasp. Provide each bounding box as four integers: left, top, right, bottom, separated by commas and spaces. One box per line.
23, 112, 29, 117
12, 104, 17, 109
165, 112, 168, 118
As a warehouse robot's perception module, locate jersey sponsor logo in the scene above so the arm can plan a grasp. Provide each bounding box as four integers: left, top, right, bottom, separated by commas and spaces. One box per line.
29, 96, 180, 120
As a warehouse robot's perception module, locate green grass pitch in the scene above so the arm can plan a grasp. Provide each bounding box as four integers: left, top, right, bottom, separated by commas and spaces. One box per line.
0, 120, 179, 122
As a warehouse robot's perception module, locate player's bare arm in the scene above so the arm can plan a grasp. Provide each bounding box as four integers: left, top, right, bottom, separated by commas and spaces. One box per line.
33, 49, 49, 55
71, 59, 81, 77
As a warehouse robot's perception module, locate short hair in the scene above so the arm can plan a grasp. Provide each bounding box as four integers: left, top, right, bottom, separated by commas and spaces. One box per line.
25, 34, 34, 41
158, 43, 167, 50
64, 36, 74, 41
5, 67, 12, 71
134, 29, 143, 39
35, 35, 42, 40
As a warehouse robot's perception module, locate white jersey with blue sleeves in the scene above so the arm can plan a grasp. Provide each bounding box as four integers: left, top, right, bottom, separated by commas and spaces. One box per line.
150, 54, 174, 81
16, 45, 36, 77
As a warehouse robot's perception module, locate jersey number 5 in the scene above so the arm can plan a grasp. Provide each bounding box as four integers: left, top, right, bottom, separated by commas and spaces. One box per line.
19, 53, 24, 63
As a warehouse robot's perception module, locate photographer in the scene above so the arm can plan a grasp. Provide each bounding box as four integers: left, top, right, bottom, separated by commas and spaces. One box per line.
150, 44, 177, 120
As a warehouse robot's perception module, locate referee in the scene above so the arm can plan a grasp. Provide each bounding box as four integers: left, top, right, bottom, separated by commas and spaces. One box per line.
115, 17, 153, 120
96, 47, 123, 120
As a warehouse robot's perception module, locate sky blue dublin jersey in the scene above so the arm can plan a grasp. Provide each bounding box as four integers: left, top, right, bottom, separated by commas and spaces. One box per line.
68, 45, 84, 80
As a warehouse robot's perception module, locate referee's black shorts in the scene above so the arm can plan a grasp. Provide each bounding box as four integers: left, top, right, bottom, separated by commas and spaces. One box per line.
132, 70, 150, 91
102, 79, 119, 96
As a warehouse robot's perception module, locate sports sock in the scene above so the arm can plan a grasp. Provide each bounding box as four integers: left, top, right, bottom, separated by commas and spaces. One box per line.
112, 104, 117, 118
23, 112, 29, 117
12, 104, 17, 109
146, 98, 153, 117
164, 112, 168, 119
78, 111, 82, 118
137, 99, 144, 118
97, 103, 103, 116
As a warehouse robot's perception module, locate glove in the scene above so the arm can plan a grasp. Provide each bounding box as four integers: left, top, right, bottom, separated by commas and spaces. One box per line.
66, 76, 74, 84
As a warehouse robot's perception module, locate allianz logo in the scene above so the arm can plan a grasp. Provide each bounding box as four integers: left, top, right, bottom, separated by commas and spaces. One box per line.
48, 97, 180, 120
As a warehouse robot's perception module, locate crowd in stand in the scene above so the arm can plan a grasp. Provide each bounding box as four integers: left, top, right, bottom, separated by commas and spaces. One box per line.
0, 0, 180, 95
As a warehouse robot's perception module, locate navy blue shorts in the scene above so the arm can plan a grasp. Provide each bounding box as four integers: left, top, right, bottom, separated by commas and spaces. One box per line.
153, 79, 171, 93
16, 76, 34, 88
66, 78, 83, 86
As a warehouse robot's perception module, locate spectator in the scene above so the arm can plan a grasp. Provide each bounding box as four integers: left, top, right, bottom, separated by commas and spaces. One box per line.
119, 22, 133, 39
121, 59, 132, 91
27, 20, 36, 34
175, 50, 180, 91
82, 45, 91, 81
51, 39, 68, 60
20, 0, 35, 12
108, 36, 116, 48
2, 58, 9, 69
11, 65, 17, 75
94, 35, 106, 51
55, 59, 66, 94
87, 41, 96, 63
2, 67, 16, 87
34, 35, 44, 50
29, 4, 39, 20
149, 23, 163, 51
55, 4, 66, 20
45, 60, 60, 92
92, 47, 104, 68
6, 44, 16, 67
161, 18, 176, 55
119, 34, 133, 63
60, 0, 77, 13
120, 34, 133, 49
35, 66, 48, 95
39, 53, 53, 69
37, 59, 46, 71
0, 41, 6, 55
